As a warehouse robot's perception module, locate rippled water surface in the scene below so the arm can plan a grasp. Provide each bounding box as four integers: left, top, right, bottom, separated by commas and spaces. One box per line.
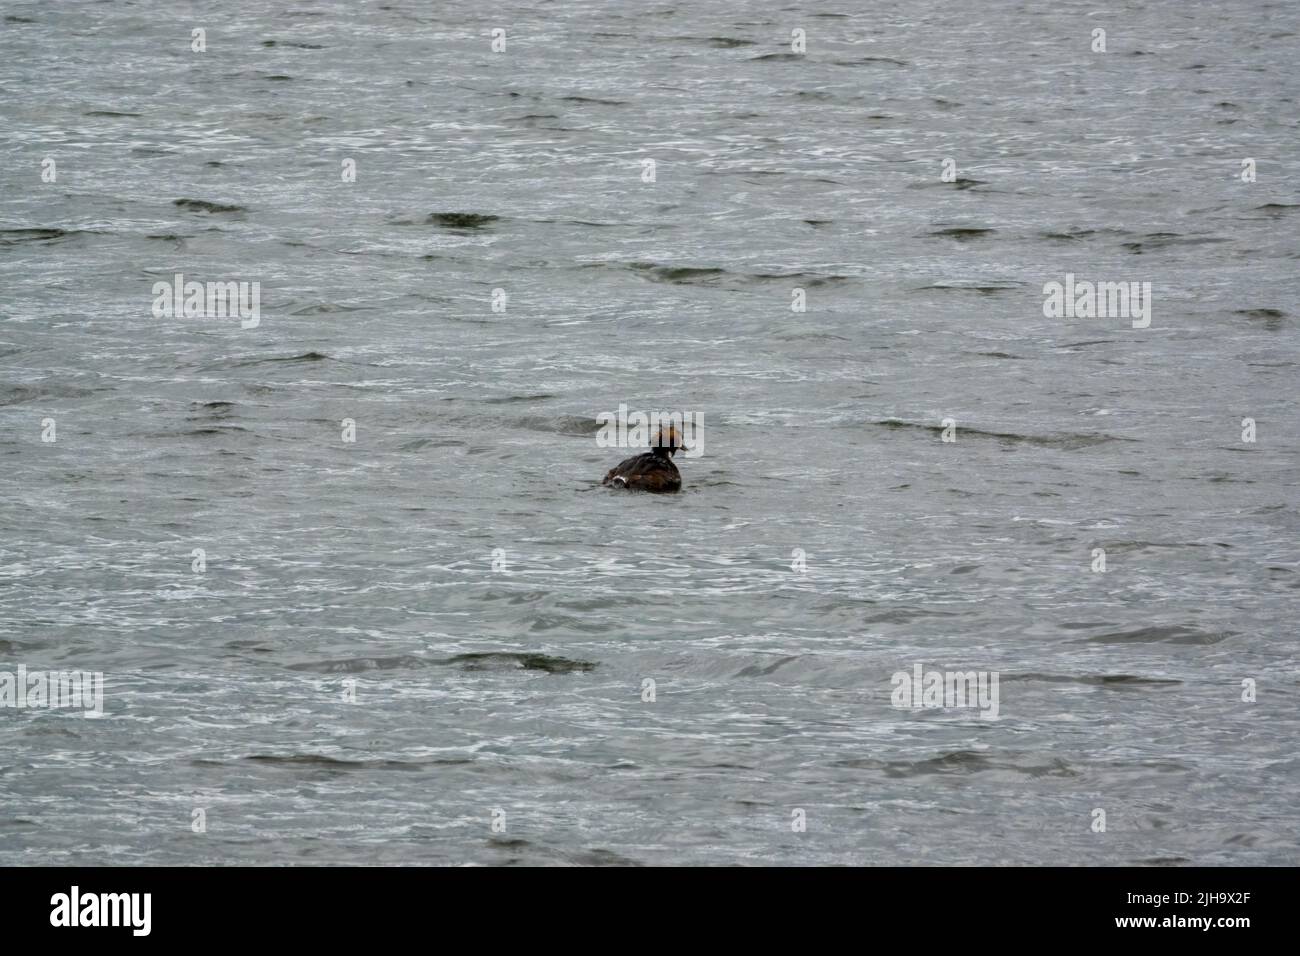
1, 0, 1298, 865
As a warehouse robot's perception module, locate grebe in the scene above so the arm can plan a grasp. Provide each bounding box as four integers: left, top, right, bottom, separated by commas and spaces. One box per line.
602, 425, 683, 493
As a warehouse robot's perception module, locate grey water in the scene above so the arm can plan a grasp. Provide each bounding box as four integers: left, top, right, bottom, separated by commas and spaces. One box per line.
1, 0, 1298, 865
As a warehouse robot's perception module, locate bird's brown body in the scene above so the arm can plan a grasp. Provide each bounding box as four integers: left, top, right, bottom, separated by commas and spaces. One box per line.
602, 450, 681, 492
601, 425, 685, 493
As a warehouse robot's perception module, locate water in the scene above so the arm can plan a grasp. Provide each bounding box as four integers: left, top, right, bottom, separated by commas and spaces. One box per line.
1, 0, 1298, 865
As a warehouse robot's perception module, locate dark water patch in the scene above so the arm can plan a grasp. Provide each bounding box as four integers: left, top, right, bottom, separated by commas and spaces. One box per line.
191, 400, 237, 413
664, 35, 757, 48
566, 848, 645, 866
1122, 233, 1228, 253
1102, 540, 1231, 553
528, 218, 621, 228
5, 14, 36, 22
264, 74, 294, 81
262, 40, 324, 48
736, 170, 842, 186
290, 651, 595, 675
1081, 625, 1234, 646
751, 52, 803, 61
1252, 203, 1299, 216
834, 56, 908, 67
426, 212, 499, 229
914, 282, 1022, 295
144, 233, 190, 241
771, 328, 849, 342
860, 607, 960, 624
397, 437, 438, 451
0, 383, 96, 406
0, 386, 34, 407
479, 393, 557, 404
515, 414, 601, 436
625, 262, 847, 287
1040, 227, 1097, 242
749, 271, 847, 285
1054, 339, 1115, 349
232, 351, 334, 367
681, 476, 741, 488
243, 754, 470, 771
288, 302, 365, 315
1236, 308, 1286, 330
289, 655, 429, 673
443, 652, 596, 674
1006, 673, 1181, 688
559, 95, 626, 105
840, 751, 1079, 778
184, 425, 250, 436
173, 198, 246, 214
735, 655, 800, 677
84, 110, 141, 117
0, 228, 77, 244
974, 351, 1022, 359
488, 837, 531, 849
629, 263, 727, 284
927, 226, 996, 241
869, 419, 1131, 449
224, 639, 269, 651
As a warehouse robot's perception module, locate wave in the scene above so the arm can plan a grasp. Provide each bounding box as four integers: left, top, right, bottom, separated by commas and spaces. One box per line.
173, 198, 247, 214
927, 226, 996, 240
288, 652, 597, 674
869, 419, 1132, 449
1079, 625, 1234, 645
1004, 673, 1181, 687
836, 750, 1080, 778
240, 754, 471, 770
622, 261, 849, 287
0, 227, 80, 244
425, 212, 499, 229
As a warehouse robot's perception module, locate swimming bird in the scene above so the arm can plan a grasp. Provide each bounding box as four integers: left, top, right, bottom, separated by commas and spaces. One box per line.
602, 425, 684, 492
